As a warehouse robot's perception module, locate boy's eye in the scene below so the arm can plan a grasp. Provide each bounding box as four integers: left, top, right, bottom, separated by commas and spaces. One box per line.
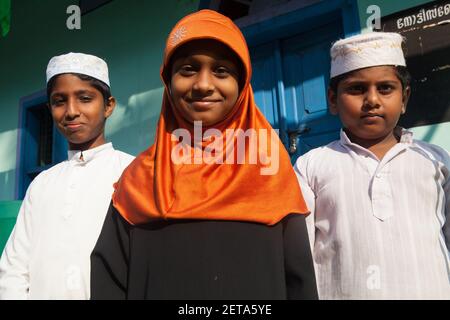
80, 96, 93, 102
378, 84, 394, 94
346, 85, 365, 94
51, 98, 65, 106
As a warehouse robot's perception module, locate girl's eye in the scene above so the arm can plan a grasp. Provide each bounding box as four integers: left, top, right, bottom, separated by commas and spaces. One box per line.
179, 65, 196, 75
215, 67, 230, 76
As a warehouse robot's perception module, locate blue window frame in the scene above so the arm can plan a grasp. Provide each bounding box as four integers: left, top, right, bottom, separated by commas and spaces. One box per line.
249, 21, 345, 161
15, 91, 67, 200
242, 0, 360, 162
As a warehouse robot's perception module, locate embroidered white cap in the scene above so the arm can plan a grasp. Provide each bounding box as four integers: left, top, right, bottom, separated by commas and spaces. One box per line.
46, 52, 110, 86
330, 32, 406, 78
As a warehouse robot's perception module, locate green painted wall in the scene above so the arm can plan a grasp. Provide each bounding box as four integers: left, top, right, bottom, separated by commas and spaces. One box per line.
0, 0, 199, 200
1, 0, 448, 202
0, 200, 21, 252
356, 0, 450, 150
410, 122, 450, 151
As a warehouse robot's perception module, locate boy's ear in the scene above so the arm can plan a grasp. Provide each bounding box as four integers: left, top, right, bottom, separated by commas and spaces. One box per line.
328, 87, 338, 115
401, 86, 411, 114
104, 97, 116, 119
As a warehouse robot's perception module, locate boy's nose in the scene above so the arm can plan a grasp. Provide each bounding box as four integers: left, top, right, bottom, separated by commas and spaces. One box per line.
364, 86, 381, 108
66, 99, 81, 118
192, 70, 214, 94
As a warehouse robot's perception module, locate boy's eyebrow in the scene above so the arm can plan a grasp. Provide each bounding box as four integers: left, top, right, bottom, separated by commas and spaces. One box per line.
51, 89, 96, 95
342, 78, 399, 84
49, 89, 97, 100
74, 89, 96, 95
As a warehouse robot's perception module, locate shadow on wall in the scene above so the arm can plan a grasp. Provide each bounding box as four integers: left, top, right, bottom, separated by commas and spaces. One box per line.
0, 127, 17, 201
105, 87, 165, 156
410, 121, 450, 151
0, 170, 15, 201
422, 124, 438, 142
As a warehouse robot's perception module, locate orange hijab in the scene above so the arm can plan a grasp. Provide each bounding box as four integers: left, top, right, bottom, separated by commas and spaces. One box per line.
113, 9, 309, 225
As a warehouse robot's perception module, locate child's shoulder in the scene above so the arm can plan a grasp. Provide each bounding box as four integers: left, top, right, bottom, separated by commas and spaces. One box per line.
26, 160, 69, 192
297, 139, 342, 162
410, 139, 450, 167
113, 149, 135, 162
111, 149, 135, 170
294, 139, 343, 172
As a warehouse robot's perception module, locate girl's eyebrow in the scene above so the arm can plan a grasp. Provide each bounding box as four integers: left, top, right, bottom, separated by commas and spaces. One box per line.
174, 53, 237, 64
50, 92, 65, 97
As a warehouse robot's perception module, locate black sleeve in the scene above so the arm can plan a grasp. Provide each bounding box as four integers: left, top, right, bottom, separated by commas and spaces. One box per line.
283, 214, 319, 300
90, 203, 131, 300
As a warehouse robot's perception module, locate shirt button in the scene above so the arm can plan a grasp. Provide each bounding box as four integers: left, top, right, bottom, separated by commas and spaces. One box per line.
376, 173, 381, 178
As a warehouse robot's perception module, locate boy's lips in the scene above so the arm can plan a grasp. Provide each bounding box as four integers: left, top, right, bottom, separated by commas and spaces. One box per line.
361, 113, 384, 118
64, 123, 83, 130
360, 114, 384, 124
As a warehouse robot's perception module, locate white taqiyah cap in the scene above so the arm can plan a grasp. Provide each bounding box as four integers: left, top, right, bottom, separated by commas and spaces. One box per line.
46, 52, 110, 86
330, 32, 406, 78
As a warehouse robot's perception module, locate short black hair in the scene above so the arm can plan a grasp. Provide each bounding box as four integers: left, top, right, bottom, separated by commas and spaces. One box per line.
328, 66, 411, 94
47, 73, 111, 105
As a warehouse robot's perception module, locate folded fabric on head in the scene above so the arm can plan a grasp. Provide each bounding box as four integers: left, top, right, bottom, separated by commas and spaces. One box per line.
46, 52, 110, 86
330, 32, 406, 78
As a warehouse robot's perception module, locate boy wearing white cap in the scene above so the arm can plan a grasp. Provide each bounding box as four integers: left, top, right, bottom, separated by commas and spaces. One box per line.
0, 53, 134, 299
294, 32, 450, 299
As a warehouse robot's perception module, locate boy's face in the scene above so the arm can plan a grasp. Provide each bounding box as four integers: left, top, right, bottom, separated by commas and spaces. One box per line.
169, 40, 240, 127
328, 66, 410, 142
48, 74, 115, 151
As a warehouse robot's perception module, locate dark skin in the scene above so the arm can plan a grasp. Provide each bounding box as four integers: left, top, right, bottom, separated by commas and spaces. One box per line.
169, 39, 241, 127
48, 74, 116, 151
328, 66, 411, 160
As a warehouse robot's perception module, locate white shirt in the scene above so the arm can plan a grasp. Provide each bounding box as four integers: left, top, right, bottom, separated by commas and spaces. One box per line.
295, 128, 450, 300
0, 143, 134, 300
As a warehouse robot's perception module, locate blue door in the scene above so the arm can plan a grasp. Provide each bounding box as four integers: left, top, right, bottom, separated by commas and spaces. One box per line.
250, 21, 343, 162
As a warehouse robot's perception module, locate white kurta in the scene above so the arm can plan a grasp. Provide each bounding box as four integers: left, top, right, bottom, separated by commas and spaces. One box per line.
0, 143, 134, 300
295, 129, 450, 299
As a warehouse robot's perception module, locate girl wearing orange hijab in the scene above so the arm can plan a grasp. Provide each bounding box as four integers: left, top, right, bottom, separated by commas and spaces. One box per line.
91, 9, 317, 300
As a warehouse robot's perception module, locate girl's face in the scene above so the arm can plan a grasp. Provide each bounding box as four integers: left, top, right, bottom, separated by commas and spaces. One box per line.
328, 66, 410, 142
49, 74, 115, 150
169, 40, 240, 127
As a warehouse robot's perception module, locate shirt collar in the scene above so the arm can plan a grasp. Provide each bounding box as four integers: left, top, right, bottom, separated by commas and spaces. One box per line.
67, 142, 114, 163
339, 126, 414, 152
